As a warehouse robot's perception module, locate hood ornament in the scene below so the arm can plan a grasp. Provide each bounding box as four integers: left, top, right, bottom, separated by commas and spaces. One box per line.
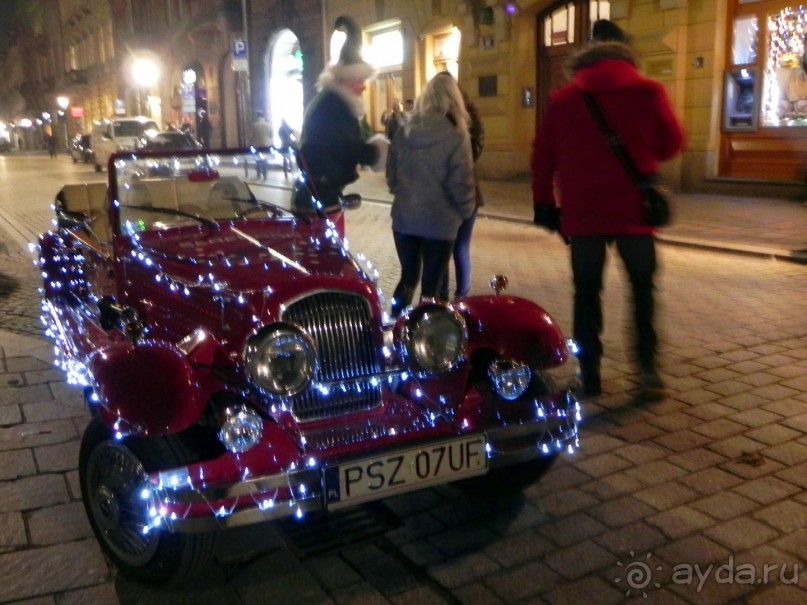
489, 275, 508, 295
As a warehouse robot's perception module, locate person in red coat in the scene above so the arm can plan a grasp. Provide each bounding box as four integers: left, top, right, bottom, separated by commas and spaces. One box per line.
532, 20, 684, 398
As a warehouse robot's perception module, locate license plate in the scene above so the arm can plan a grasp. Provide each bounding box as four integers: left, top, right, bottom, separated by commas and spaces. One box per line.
324, 435, 488, 509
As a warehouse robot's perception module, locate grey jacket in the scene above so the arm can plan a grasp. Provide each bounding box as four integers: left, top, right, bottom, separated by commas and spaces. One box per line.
386, 114, 476, 240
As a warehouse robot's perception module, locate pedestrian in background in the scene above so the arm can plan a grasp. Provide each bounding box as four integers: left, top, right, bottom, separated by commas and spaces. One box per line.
250, 110, 272, 180
531, 19, 684, 398
296, 15, 385, 217
436, 72, 485, 301
386, 74, 476, 318
381, 99, 404, 141
197, 109, 211, 148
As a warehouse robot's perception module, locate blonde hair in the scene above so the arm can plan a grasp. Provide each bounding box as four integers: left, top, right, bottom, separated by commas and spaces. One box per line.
410, 73, 469, 130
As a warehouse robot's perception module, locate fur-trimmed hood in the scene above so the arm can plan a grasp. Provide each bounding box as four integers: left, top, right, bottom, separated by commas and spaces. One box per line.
567, 41, 638, 73
566, 42, 642, 94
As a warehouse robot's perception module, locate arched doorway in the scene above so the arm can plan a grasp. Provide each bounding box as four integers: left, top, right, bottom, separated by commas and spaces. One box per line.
537, 1, 611, 116
267, 29, 304, 147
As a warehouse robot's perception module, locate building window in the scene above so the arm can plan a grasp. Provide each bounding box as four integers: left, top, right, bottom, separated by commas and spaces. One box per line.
543, 3, 576, 46
370, 29, 403, 69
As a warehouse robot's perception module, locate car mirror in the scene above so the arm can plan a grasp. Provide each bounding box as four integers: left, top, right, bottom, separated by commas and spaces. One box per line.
341, 193, 362, 210
57, 209, 90, 230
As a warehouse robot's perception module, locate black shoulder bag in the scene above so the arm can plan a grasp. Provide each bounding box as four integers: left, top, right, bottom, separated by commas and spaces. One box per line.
581, 92, 672, 227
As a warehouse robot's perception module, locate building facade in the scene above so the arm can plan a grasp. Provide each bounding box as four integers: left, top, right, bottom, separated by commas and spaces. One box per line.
308, 0, 807, 197
3, 0, 807, 197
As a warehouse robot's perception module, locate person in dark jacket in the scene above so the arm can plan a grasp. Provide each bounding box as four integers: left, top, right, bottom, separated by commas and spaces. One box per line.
532, 20, 684, 398
386, 74, 476, 318
295, 16, 384, 216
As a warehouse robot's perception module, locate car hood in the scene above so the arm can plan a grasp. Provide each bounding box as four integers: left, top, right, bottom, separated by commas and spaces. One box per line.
133, 220, 369, 290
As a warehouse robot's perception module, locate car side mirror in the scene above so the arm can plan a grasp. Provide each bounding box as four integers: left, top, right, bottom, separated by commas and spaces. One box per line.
341, 193, 362, 210
57, 209, 90, 231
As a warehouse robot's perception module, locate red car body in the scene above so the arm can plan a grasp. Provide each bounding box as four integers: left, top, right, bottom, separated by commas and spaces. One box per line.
38, 148, 580, 584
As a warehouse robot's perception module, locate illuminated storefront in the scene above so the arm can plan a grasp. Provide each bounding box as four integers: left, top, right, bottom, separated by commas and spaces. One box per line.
722, 1, 807, 181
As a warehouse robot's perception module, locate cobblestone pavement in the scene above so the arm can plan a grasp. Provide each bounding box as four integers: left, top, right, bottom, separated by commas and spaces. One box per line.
0, 154, 806, 604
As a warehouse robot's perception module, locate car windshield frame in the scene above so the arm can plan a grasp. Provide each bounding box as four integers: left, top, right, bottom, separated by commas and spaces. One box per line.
109, 148, 289, 238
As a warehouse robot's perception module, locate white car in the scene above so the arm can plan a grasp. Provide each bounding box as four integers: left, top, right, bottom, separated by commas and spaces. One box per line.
91, 116, 158, 172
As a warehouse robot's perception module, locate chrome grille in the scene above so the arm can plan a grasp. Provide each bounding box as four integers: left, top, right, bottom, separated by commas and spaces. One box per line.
282, 292, 382, 421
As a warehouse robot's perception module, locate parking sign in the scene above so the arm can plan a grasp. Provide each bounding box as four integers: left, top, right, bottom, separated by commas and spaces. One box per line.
232, 39, 248, 71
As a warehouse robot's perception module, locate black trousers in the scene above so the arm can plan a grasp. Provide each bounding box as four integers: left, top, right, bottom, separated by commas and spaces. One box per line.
570, 235, 658, 369
391, 232, 453, 317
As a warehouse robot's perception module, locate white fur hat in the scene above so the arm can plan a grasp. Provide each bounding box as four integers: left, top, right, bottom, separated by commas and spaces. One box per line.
325, 16, 375, 83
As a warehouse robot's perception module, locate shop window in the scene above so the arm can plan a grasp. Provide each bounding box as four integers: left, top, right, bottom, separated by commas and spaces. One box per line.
763, 5, 807, 126
732, 15, 758, 64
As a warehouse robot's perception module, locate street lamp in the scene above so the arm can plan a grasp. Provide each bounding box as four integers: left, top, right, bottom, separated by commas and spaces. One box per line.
132, 57, 159, 117
56, 96, 69, 153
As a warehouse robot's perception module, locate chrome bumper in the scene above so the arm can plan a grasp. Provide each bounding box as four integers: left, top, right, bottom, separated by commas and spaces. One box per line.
146, 391, 580, 533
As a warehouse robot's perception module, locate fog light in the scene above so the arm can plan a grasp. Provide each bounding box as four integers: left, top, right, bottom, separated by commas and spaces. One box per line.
218, 405, 263, 453
488, 359, 531, 400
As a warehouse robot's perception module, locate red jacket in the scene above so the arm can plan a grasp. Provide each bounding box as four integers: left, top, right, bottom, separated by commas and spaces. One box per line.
532, 44, 685, 237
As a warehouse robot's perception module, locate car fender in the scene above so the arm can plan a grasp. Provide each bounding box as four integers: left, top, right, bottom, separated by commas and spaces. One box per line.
456, 295, 569, 368
88, 340, 208, 436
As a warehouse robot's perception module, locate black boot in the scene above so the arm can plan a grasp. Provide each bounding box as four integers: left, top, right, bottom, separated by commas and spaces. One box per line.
638, 361, 665, 391
577, 360, 602, 398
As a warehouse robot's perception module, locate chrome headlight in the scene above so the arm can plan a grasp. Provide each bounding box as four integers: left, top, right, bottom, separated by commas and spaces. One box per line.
401, 304, 467, 373
488, 359, 532, 400
244, 325, 316, 396
218, 405, 263, 453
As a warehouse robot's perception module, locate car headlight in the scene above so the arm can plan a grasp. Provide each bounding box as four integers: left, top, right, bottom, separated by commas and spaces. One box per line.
488, 359, 532, 400
244, 325, 316, 396
400, 304, 467, 373
218, 404, 263, 453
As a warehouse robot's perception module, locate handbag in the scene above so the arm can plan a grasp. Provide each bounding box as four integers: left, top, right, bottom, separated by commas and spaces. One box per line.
581, 92, 672, 227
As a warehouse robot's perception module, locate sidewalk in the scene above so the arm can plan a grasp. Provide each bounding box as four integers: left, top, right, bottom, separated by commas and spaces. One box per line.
258, 164, 807, 263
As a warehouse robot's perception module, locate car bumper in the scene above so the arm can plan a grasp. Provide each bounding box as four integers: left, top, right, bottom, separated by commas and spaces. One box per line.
142, 390, 580, 533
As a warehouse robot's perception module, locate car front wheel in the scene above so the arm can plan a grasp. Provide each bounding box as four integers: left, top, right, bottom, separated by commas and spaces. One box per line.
79, 418, 218, 585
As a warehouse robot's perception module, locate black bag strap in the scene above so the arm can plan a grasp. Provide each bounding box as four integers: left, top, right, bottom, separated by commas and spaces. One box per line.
581, 91, 651, 190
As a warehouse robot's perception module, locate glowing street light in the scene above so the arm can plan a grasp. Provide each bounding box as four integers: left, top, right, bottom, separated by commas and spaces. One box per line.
132, 56, 159, 116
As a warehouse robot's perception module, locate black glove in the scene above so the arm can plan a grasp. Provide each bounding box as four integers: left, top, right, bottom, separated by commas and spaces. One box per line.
533, 206, 561, 232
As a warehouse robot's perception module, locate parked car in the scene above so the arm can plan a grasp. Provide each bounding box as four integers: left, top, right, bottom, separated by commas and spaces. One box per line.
135, 130, 202, 176
70, 134, 93, 163
91, 116, 159, 172
38, 148, 581, 585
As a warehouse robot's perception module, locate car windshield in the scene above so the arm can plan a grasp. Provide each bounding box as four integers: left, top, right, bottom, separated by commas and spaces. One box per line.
115, 120, 159, 137
113, 150, 291, 235
142, 133, 198, 150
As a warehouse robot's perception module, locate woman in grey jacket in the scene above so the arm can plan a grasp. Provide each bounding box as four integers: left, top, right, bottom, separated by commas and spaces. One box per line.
386, 75, 476, 318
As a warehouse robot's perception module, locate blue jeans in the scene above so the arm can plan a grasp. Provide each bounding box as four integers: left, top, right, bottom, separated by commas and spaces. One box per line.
391, 232, 454, 317
440, 209, 478, 299
570, 235, 658, 369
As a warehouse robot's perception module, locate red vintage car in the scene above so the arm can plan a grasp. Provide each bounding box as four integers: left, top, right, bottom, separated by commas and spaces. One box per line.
38, 148, 580, 584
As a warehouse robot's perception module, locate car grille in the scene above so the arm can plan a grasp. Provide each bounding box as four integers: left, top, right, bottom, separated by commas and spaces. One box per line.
282, 291, 382, 421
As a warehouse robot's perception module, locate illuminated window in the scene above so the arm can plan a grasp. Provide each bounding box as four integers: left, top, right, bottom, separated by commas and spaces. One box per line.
370, 30, 403, 69
544, 3, 576, 46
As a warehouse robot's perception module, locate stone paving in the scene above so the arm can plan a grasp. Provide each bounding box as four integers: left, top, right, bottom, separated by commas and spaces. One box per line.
0, 153, 805, 604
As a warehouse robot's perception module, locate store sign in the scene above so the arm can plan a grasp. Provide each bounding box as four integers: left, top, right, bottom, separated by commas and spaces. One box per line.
70, 107, 84, 118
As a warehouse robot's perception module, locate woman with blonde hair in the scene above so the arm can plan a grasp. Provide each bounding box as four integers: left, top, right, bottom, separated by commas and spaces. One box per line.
386, 74, 476, 318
